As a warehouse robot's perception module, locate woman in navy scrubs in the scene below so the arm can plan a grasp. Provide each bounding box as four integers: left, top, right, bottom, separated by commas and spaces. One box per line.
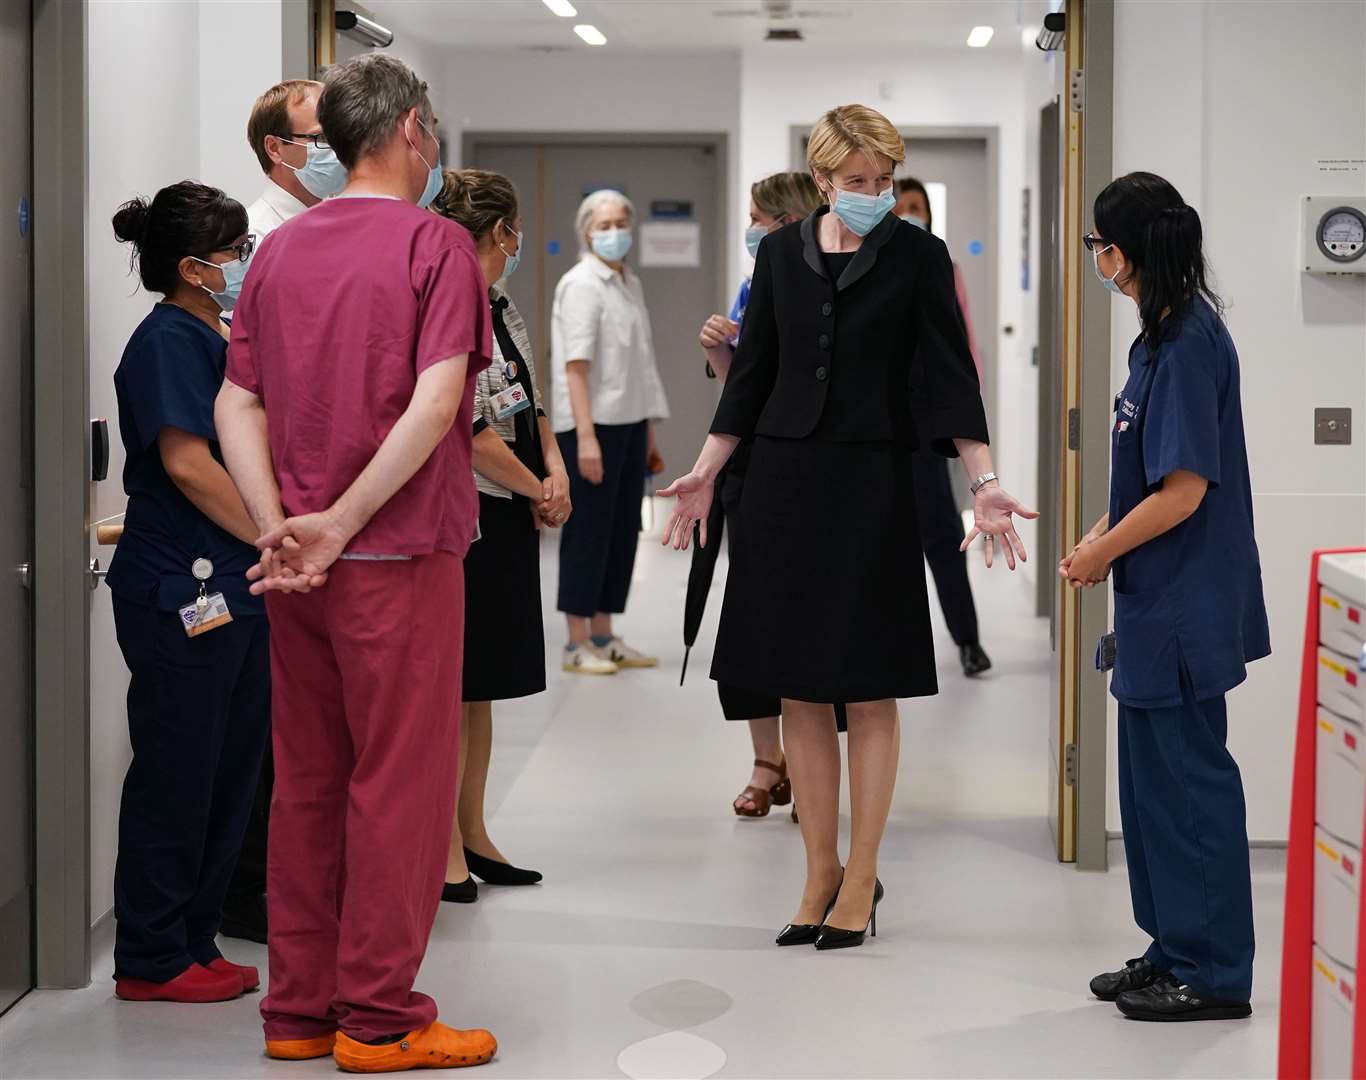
1062, 172, 1270, 1021
106, 182, 270, 1003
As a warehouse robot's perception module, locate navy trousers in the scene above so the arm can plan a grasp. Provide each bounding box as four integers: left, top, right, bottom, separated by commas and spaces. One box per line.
556, 421, 648, 617
910, 451, 979, 648
111, 598, 271, 982
1118, 682, 1254, 1001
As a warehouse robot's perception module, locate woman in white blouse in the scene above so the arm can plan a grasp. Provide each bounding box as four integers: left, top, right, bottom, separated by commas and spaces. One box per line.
551, 189, 670, 675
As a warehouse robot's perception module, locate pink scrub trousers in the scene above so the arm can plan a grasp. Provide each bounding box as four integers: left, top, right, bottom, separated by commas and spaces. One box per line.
259, 553, 464, 1042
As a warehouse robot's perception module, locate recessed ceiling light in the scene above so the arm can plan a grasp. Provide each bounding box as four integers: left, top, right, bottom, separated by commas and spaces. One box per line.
542, 0, 577, 16
574, 23, 607, 46
967, 25, 994, 47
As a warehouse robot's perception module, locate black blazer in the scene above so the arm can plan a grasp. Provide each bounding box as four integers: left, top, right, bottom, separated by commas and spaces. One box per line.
710, 207, 988, 455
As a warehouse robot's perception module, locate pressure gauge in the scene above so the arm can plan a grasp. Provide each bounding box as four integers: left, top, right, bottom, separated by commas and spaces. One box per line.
1303, 196, 1366, 275
1317, 206, 1366, 264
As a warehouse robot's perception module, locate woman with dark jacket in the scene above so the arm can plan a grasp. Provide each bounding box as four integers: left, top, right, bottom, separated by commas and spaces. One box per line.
662, 106, 1035, 950
106, 181, 268, 1003
1067, 173, 1267, 1022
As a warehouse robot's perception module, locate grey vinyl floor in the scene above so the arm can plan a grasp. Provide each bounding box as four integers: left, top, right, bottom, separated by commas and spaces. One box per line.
1, 511, 1284, 1078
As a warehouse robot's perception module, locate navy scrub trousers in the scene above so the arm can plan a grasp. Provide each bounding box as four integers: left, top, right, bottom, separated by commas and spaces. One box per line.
556, 420, 649, 617
112, 599, 271, 982
1118, 677, 1254, 1001
1106, 296, 1269, 1006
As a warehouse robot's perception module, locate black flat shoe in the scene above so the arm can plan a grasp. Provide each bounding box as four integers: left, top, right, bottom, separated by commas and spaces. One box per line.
441, 877, 478, 904
960, 643, 992, 677
776, 870, 843, 946
1090, 957, 1163, 1001
220, 891, 268, 944
815, 878, 884, 951
1116, 975, 1251, 1021
464, 847, 542, 886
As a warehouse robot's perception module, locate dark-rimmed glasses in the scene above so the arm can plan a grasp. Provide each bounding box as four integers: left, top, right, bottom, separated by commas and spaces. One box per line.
214, 234, 257, 264
1082, 231, 1112, 253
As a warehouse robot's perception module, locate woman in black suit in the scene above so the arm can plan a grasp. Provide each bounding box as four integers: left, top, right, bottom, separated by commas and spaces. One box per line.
662, 105, 1036, 950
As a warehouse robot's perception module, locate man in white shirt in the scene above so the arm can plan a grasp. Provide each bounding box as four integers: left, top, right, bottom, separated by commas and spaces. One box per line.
220, 78, 347, 948
244, 79, 346, 240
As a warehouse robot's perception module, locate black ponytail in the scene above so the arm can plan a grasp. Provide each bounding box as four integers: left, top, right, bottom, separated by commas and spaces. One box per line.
1094, 172, 1222, 349
112, 181, 247, 296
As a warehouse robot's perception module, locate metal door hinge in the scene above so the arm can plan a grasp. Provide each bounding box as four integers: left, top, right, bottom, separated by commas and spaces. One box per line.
1070, 68, 1085, 112
1067, 408, 1081, 450
17, 563, 32, 590
1064, 743, 1079, 786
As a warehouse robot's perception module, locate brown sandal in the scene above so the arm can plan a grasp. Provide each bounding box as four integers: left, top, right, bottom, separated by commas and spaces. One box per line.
734, 758, 792, 818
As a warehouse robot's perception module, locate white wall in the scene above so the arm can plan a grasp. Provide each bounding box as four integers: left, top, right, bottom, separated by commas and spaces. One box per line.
1107, 0, 1366, 841
86, 0, 285, 925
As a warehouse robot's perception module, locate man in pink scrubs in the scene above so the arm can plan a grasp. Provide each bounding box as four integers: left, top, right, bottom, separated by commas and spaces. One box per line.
216, 54, 497, 1072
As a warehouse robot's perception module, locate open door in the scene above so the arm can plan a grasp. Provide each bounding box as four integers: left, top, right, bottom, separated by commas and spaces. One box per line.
1048, 0, 1114, 868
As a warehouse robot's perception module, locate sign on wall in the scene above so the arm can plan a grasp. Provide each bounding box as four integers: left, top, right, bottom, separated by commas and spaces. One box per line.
639, 221, 701, 268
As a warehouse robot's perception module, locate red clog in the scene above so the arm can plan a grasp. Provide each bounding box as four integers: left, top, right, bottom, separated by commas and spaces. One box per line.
115, 962, 243, 1003
206, 956, 260, 992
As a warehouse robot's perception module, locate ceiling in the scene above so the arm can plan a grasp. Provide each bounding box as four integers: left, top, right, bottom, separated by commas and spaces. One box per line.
355, 0, 1037, 54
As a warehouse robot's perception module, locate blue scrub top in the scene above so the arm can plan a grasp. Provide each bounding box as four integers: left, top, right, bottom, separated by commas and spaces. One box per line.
726, 277, 751, 346
1108, 296, 1270, 708
106, 303, 264, 617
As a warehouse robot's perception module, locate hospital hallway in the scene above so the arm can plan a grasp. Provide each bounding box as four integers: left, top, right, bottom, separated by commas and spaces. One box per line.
1, 512, 1287, 1079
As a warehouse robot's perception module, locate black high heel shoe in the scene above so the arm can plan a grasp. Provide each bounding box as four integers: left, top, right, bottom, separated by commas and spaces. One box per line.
814, 878, 884, 951
775, 870, 844, 947
465, 847, 542, 886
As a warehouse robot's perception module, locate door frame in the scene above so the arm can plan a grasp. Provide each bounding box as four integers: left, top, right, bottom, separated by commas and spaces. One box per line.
31, 0, 91, 989
461, 129, 733, 381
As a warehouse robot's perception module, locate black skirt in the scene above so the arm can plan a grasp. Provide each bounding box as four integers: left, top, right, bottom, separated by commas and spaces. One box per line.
463, 492, 546, 702
711, 436, 937, 705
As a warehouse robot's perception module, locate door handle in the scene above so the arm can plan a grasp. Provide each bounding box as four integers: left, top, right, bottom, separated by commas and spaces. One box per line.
17, 562, 31, 590
89, 557, 108, 591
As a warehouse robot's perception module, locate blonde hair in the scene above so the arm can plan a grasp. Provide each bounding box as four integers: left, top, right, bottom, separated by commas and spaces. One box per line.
751, 171, 823, 222
806, 105, 905, 178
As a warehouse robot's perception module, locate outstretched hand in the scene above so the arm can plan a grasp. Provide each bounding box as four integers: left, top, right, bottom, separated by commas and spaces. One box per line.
659, 471, 715, 551
960, 483, 1040, 570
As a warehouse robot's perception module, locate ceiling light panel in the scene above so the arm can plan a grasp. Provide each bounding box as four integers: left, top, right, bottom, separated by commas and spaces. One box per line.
574, 23, 607, 45
542, 0, 577, 16
967, 25, 994, 48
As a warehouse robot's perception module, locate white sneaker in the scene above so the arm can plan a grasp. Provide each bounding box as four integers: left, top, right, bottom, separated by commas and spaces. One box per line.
563, 643, 619, 675
600, 637, 658, 669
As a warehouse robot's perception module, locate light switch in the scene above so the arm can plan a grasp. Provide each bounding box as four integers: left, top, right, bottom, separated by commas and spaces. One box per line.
1315, 407, 1353, 446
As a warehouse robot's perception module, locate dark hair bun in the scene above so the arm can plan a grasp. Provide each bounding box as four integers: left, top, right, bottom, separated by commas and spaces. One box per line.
111, 197, 151, 245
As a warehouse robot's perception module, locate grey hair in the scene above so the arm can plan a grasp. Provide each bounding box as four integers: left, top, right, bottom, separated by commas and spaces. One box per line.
575, 189, 634, 252
317, 54, 432, 171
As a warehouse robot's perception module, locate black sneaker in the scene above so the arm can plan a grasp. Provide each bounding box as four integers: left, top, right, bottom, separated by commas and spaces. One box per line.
1116, 974, 1252, 1021
1090, 957, 1162, 1001
220, 891, 268, 945
960, 643, 992, 677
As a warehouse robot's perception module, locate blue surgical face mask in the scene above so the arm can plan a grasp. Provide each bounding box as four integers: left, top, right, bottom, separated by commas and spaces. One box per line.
498, 226, 523, 279
591, 227, 633, 262
828, 183, 895, 237
900, 214, 928, 230
282, 141, 347, 200
409, 117, 443, 209
745, 224, 768, 259
192, 255, 249, 313
1092, 245, 1124, 294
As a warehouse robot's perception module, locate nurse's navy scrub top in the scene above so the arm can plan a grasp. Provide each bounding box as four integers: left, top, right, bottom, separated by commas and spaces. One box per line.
106, 303, 264, 617
1108, 295, 1270, 709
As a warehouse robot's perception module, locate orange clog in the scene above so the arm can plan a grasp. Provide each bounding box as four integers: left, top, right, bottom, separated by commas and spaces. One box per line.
266, 1032, 339, 1060
333, 1021, 497, 1073
207, 956, 260, 992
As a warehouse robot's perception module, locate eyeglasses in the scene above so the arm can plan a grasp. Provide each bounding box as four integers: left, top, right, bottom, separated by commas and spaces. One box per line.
281, 132, 329, 150
1082, 231, 1112, 253
214, 234, 257, 264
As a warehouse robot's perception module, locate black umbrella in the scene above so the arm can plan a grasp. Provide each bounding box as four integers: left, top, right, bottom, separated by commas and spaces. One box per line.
680, 473, 728, 686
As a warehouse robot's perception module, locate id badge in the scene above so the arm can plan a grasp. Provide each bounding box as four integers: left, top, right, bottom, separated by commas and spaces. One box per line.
491, 384, 531, 421
1095, 632, 1117, 672
179, 592, 233, 637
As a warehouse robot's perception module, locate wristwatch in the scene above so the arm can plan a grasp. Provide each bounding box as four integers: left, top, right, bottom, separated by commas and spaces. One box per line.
970, 472, 998, 495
